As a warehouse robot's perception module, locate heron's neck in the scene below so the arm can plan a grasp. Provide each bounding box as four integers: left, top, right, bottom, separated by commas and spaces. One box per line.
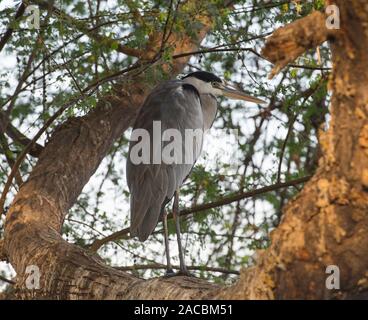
182, 77, 218, 130
200, 94, 218, 131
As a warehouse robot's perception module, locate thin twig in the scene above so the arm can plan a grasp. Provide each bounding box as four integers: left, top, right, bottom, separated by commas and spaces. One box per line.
289, 64, 331, 71
277, 114, 297, 183
31, 0, 142, 57
1, 9, 52, 117
231, 1, 291, 15
67, 218, 161, 266
173, 47, 262, 60
0, 3, 26, 53
0, 134, 23, 186
0, 274, 15, 285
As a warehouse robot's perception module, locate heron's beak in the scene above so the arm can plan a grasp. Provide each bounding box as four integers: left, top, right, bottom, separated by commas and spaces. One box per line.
218, 83, 266, 104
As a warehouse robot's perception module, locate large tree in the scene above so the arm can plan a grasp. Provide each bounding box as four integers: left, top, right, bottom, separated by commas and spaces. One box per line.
0, 0, 367, 299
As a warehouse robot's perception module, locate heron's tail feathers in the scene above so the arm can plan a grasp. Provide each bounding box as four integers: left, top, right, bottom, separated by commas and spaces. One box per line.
130, 202, 163, 241
129, 184, 168, 242
128, 165, 177, 241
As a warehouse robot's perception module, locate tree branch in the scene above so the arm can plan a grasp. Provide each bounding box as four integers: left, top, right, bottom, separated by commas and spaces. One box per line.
0, 274, 15, 285
89, 176, 311, 251
4, 122, 44, 157
262, 11, 329, 79
2, 1, 226, 300
0, 239, 7, 262
4, 0, 358, 301
0, 111, 43, 157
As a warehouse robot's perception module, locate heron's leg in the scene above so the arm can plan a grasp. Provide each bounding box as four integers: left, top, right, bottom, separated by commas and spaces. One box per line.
173, 189, 188, 274
163, 210, 174, 275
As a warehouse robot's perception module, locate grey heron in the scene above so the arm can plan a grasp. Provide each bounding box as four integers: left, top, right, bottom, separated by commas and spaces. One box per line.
127, 71, 265, 276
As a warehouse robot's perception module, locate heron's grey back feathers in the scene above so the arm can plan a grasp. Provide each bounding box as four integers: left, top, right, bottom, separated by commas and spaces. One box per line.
127, 80, 217, 241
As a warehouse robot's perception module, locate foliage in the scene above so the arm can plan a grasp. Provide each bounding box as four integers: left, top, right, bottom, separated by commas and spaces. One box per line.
0, 0, 330, 285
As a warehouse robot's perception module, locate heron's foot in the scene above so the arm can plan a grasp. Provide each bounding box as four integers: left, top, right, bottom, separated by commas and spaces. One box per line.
163, 269, 195, 278
164, 268, 176, 277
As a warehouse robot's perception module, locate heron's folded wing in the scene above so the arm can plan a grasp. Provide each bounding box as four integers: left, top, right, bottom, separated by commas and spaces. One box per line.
126, 81, 204, 241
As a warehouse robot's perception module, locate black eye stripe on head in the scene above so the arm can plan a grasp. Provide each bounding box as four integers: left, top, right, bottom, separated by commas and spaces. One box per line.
182, 71, 222, 83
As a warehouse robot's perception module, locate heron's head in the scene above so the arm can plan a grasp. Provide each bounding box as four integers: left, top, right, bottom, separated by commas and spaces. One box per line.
182, 71, 266, 104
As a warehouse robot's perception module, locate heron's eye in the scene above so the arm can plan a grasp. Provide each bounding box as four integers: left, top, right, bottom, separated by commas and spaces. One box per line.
211, 82, 220, 88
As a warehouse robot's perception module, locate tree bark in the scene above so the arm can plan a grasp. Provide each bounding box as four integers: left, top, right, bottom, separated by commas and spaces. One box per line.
2, 1, 368, 300
2, 2, 221, 299
242, 0, 368, 299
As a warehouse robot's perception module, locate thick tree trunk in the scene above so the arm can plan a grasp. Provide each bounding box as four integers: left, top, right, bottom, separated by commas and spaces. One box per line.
1, 1, 368, 299
247, 0, 368, 299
